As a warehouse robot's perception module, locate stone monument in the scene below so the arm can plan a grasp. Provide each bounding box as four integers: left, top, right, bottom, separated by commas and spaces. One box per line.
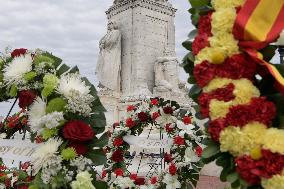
96, 0, 227, 188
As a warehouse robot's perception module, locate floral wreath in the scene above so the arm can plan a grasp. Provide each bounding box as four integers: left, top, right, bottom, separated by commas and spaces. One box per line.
102, 98, 206, 189
183, 0, 284, 188
0, 48, 108, 189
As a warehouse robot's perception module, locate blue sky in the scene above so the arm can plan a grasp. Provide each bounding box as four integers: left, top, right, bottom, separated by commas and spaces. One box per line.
0, 0, 192, 115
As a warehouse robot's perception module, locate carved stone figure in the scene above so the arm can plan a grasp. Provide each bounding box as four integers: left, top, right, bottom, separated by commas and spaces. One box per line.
96, 22, 121, 92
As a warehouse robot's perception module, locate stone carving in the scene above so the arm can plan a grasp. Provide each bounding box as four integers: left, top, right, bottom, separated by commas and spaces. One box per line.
96, 21, 121, 92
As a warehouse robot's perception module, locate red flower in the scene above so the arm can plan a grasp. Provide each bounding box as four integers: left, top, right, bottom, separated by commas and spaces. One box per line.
151, 99, 159, 105
195, 146, 203, 157
169, 163, 177, 175
150, 176, 158, 184
164, 152, 173, 163
152, 112, 160, 120
112, 122, 120, 129
102, 170, 107, 178
63, 120, 95, 141
163, 106, 173, 114
194, 61, 216, 87
18, 90, 37, 109
126, 118, 136, 128
111, 150, 124, 162
192, 33, 210, 55
113, 138, 124, 147
20, 162, 30, 170
11, 48, 27, 58
183, 116, 192, 125
174, 136, 185, 145
208, 119, 227, 142
114, 168, 124, 176
165, 123, 174, 133
135, 177, 145, 185
130, 173, 138, 180
127, 105, 136, 112
138, 112, 149, 122
198, 12, 212, 36
68, 142, 88, 155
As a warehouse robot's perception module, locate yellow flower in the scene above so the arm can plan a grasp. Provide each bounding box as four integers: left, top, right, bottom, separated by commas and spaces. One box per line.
232, 79, 260, 105
203, 78, 232, 92
210, 48, 225, 64
194, 47, 214, 64
220, 122, 267, 156
209, 100, 232, 120
263, 128, 284, 155
211, 8, 236, 34
250, 147, 262, 160
212, 0, 246, 9
261, 175, 284, 189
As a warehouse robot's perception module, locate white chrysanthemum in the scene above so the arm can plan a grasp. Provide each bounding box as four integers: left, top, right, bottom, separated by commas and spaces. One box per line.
3, 54, 33, 84
28, 97, 46, 132
113, 176, 135, 189
71, 171, 96, 189
32, 138, 63, 173
57, 73, 90, 97
162, 174, 181, 189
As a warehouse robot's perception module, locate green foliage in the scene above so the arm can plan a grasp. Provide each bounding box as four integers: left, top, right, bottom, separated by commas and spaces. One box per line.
86, 149, 107, 166
33, 54, 55, 65
9, 84, 17, 97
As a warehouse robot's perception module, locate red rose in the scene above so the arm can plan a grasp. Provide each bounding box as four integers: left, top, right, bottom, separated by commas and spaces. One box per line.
113, 138, 124, 147
163, 106, 173, 114
138, 112, 148, 122
114, 168, 124, 176
135, 177, 145, 185
192, 33, 210, 55
127, 105, 136, 112
165, 123, 174, 133
111, 150, 124, 162
63, 120, 95, 141
164, 152, 173, 163
11, 48, 27, 58
18, 90, 37, 109
183, 116, 192, 125
126, 118, 136, 128
68, 142, 88, 155
152, 112, 160, 120
195, 146, 203, 157
174, 136, 185, 145
130, 173, 137, 180
169, 163, 177, 175
151, 99, 159, 105
150, 176, 158, 184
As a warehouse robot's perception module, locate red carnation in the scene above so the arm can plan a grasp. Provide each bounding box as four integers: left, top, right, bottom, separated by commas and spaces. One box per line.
195, 146, 203, 157
127, 105, 136, 112
126, 118, 136, 128
163, 106, 173, 114
114, 168, 124, 176
111, 150, 124, 162
138, 112, 149, 122
151, 99, 159, 105
112, 122, 120, 129
192, 33, 210, 55
135, 177, 145, 185
68, 142, 88, 155
198, 12, 212, 36
194, 61, 216, 87
165, 123, 174, 133
18, 90, 37, 109
208, 119, 227, 141
169, 163, 177, 175
152, 112, 160, 120
101, 170, 107, 178
150, 176, 158, 184
63, 120, 95, 141
174, 136, 185, 145
183, 116, 192, 125
113, 138, 124, 147
130, 173, 138, 180
11, 48, 27, 58
164, 152, 173, 163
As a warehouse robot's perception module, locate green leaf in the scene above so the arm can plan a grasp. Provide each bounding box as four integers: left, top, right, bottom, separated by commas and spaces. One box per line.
201, 142, 220, 159
93, 180, 108, 189
56, 64, 70, 76
188, 84, 202, 102
90, 132, 109, 148
86, 149, 106, 166
188, 29, 198, 40
69, 66, 79, 74
188, 0, 210, 8
182, 40, 193, 51
226, 172, 239, 183
41, 52, 62, 68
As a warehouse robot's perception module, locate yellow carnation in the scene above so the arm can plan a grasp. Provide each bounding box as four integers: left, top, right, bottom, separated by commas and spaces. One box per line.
194, 47, 213, 64
209, 33, 239, 58
263, 128, 284, 155
203, 78, 232, 92
209, 100, 232, 120
232, 79, 260, 105
220, 122, 267, 156
212, 0, 246, 9
211, 8, 236, 34
261, 175, 284, 189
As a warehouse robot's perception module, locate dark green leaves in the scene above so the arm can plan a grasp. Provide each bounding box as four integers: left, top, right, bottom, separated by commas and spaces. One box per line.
201, 142, 220, 159
188, 0, 210, 8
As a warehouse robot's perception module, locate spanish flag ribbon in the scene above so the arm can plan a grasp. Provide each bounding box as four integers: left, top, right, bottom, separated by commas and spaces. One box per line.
233, 0, 284, 88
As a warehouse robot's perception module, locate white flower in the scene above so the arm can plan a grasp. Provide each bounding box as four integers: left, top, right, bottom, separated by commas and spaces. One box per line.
7, 173, 18, 186
156, 110, 177, 127
32, 138, 63, 172
184, 147, 200, 163
3, 54, 33, 85
176, 120, 195, 135
113, 176, 135, 189
139, 185, 156, 189
162, 174, 181, 189
0, 133, 7, 139
57, 73, 90, 97
71, 171, 96, 189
